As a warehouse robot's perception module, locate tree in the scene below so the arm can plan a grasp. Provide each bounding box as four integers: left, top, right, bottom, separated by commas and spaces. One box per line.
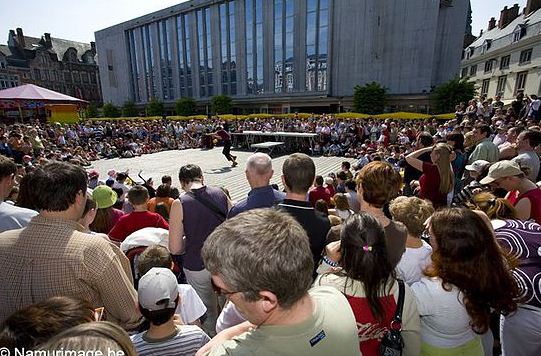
430, 77, 476, 114
122, 100, 138, 117
175, 97, 197, 116
211, 95, 233, 114
147, 97, 164, 117
102, 102, 121, 118
353, 81, 388, 115
85, 103, 99, 118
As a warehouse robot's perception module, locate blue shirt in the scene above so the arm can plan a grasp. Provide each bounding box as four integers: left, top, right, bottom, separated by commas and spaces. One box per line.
228, 185, 285, 218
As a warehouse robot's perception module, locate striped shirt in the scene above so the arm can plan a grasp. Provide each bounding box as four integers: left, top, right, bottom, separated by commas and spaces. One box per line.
131, 324, 210, 356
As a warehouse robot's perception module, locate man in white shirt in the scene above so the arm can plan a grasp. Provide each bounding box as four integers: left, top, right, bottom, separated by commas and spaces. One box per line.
512, 130, 541, 182
0, 155, 37, 232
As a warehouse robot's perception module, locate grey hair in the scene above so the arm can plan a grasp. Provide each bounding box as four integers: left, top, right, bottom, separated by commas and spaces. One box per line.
202, 208, 313, 309
246, 152, 272, 176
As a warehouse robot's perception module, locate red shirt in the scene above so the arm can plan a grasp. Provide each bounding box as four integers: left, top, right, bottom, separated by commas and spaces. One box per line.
515, 188, 541, 224
308, 186, 332, 206
346, 294, 397, 355
419, 162, 448, 209
215, 130, 230, 142
108, 211, 169, 242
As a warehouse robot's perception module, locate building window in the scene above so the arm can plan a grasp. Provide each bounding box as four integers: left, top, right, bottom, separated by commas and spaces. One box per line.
274, 0, 294, 93
484, 60, 494, 73
246, 0, 264, 95
305, 0, 328, 92
500, 55, 510, 70
519, 48, 532, 64
461, 67, 468, 78
515, 71, 528, 94
219, 1, 237, 96
466, 47, 474, 59
513, 25, 527, 43
481, 79, 490, 96
127, 28, 142, 102
496, 75, 507, 96
482, 40, 492, 54
141, 24, 157, 100
0, 58, 6, 69
469, 65, 477, 77
158, 19, 174, 100
33, 68, 41, 80
197, 7, 213, 97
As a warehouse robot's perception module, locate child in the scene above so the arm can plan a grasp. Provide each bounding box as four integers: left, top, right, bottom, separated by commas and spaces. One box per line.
108, 185, 169, 242
137, 245, 207, 327
131, 268, 210, 355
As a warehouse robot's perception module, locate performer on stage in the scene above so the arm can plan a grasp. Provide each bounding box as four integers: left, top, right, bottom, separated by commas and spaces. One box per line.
213, 124, 238, 167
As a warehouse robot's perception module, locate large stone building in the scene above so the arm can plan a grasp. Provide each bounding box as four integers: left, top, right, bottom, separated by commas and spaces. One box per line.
96, 0, 469, 114
0, 28, 102, 104
460, 0, 541, 103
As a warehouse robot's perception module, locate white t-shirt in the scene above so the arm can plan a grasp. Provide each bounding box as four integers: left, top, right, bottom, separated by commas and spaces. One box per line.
176, 284, 207, 324
411, 277, 476, 348
396, 240, 433, 285
0, 202, 38, 233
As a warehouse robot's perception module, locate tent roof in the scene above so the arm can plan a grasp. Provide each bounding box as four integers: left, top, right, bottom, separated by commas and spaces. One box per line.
0, 84, 86, 103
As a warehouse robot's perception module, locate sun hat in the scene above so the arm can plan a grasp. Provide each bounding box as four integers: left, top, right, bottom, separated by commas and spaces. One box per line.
464, 160, 490, 173
479, 160, 523, 185
91, 185, 117, 209
138, 267, 179, 311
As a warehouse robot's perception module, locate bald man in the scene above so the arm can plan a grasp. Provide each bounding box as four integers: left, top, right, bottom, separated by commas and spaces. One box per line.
228, 153, 285, 218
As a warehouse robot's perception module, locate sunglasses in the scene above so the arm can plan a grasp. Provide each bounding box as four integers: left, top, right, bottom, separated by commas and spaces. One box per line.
211, 278, 242, 296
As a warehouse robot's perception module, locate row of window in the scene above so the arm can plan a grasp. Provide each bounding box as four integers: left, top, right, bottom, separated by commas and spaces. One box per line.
465, 24, 528, 60
462, 48, 533, 78
31, 68, 97, 84
479, 71, 529, 97
126, 0, 329, 102
0, 74, 19, 89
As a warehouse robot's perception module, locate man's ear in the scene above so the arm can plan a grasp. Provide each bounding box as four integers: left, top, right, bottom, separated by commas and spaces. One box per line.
258, 291, 279, 313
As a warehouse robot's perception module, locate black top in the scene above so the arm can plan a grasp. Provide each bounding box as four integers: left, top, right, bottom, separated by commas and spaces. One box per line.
278, 199, 330, 278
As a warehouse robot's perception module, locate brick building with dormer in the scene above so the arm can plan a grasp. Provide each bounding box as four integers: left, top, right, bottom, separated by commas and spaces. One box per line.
0, 28, 102, 104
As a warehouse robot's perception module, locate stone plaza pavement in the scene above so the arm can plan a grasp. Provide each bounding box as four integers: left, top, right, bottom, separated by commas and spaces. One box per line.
90, 148, 357, 202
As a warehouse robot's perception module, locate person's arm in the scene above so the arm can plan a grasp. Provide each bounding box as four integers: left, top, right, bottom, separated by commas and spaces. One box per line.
196, 321, 254, 356
169, 199, 185, 254
94, 251, 142, 330
401, 285, 421, 356
514, 198, 532, 221
405, 146, 432, 172
156, 214, 170, 229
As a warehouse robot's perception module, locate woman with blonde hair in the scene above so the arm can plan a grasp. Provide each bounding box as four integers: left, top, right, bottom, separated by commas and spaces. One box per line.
411, 208, 519, 355
471, 192, 541, 356
329, 193, 353, 220
406, 142, 454, 208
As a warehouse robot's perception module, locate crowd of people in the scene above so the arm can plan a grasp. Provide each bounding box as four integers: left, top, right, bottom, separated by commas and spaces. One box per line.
0, 93, 541, 356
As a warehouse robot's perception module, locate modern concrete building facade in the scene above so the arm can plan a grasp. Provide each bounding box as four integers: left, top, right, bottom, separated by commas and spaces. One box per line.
460, 1, 541, 103
96, 0, 469, 113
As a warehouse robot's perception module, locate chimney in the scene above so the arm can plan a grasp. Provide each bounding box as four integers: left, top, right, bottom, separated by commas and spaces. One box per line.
16, 28, 25, 47
488, 17, 496, 30
525, 0, 541, 15
44, 33, 52, 48
479, 29, 483, 37
90, 41, 96, 54
499, 4, 521, 28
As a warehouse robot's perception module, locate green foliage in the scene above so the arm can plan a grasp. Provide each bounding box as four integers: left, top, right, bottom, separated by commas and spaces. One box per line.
147, 97, 164, 117
430, 77, 476, 114
102, 102, 121, 118
353, 82, 388, 115
211, 95, 233, 114
122, 100, 138, 117
175, 97, 197, 116
85, 103, 99, 118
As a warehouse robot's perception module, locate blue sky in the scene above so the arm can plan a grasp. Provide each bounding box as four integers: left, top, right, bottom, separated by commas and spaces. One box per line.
0, 0, 529, 44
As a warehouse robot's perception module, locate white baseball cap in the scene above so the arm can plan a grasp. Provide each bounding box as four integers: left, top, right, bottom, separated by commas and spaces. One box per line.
138, 267, 179, 311
465, 160, 490, 174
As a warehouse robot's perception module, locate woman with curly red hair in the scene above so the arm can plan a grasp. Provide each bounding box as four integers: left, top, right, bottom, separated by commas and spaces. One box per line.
411, 208, 519, 355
